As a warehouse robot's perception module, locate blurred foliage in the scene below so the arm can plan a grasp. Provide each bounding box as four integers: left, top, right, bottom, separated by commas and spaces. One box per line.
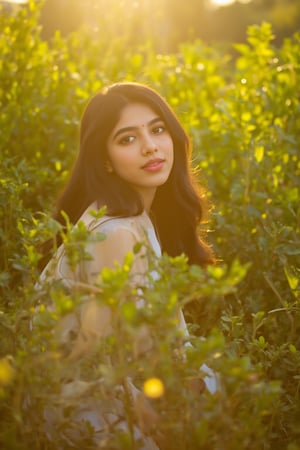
3, 0, 299, 51
0, 2, 300, 449
37, 0, 300, 51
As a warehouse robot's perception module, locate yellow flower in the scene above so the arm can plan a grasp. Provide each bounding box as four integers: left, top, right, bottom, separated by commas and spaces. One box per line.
0, 357, 15, 386
143, 377, 164, 399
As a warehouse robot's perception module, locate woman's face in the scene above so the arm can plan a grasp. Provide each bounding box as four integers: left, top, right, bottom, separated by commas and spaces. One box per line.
107, 102, 174, 210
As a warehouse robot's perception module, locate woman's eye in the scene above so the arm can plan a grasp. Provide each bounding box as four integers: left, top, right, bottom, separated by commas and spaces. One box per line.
119, 135, 135, 145
152, 125, 165, 134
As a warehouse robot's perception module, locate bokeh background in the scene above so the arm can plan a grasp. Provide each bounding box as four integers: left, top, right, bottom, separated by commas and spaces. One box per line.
2, 0, 300, 50
0, 1, 299, 449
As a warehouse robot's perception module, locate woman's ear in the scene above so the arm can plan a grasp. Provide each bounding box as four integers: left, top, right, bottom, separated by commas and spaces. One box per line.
105, 160, 114, 173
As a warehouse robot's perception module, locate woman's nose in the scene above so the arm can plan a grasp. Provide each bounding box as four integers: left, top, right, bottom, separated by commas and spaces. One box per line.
141, 133, 157, 155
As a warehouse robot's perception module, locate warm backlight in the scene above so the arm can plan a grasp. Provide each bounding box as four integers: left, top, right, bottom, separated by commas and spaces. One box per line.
210, 0, 236, 6
3, 0, 29, 3
210, 0, 252, 6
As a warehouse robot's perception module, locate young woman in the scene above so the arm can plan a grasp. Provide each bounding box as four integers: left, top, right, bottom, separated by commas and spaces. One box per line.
38, 82, 218, 448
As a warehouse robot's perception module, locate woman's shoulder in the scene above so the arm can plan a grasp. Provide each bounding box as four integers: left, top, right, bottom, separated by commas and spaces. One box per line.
80, 203, 152, 237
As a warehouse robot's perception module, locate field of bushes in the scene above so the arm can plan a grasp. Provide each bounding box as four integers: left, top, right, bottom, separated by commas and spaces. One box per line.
0, 2, 299, 449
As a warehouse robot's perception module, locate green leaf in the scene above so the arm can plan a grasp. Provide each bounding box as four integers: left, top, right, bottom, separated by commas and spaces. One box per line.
284, 264, 299, 292
254, 145, 264, 163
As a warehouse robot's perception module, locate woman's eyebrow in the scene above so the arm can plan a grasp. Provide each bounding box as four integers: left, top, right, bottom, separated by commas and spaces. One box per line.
112, 117, 162, 140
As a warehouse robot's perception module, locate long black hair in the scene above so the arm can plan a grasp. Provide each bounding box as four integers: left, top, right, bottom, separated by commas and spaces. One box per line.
42, 82, 214, 268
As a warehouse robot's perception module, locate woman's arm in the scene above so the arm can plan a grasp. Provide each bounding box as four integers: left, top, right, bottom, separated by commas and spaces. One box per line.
68, 225, 149, 359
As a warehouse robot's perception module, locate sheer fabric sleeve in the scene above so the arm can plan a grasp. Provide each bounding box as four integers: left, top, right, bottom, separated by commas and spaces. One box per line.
68, 223, 150, 359
84, 224, 149, 284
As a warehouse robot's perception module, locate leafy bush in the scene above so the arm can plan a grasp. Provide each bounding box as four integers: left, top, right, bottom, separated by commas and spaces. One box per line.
0, 2, 299, 449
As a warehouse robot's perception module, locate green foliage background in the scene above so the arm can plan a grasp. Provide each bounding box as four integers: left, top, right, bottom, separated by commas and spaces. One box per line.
0, 1, 299, 449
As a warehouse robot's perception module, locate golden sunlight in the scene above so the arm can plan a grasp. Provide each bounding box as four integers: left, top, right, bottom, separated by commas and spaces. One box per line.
209, 0, 252, 6
210, 0, 235, 5
2, 0, 28, 3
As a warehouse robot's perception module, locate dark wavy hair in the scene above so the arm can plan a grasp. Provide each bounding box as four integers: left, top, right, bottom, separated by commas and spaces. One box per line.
42, 82, 214, 268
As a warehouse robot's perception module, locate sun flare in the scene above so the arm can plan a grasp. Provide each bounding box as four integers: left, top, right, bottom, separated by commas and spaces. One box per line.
2, 0, 29, 3
209, 0, 252, 6
209, 0, 236, 6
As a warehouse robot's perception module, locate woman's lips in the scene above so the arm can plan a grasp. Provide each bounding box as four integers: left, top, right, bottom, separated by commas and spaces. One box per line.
142, 159, 165, 172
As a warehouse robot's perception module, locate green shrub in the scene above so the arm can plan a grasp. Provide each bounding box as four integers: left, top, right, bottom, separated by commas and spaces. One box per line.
0, 2, 299, 449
